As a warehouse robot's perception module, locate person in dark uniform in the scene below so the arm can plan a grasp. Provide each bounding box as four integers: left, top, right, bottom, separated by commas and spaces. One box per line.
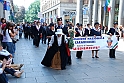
31, 21, 36, 45
63, 20, 72, 36
75, 24, 90, 59
25, 23, 29, 39
55, 18, 63, 31
108, 22, 120, 58
90, 22, 101, 58
41, 29, 68, 70
32, 21, 42, 47
85, 24, 91, 36
27, 23, 32, 40
47, 23, 55, 46
41, 22, 48, 44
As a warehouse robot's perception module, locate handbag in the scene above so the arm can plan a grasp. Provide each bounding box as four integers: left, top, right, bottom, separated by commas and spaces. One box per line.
0, 34, 3, 41
8, 29, 17, 43
11, 38, 17, 43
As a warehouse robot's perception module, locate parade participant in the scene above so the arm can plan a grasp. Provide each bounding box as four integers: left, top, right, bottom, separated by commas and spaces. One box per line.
90, 22, 101, 58
41, 29, 68, 70
63, 20, 72, 36
41, 22, 48, 44
85, 24, 91, 36
27, 23, 32, 40
55, 18, 63, 31
75, 23, 79, 32
56, 18, 72, 65
75, 24, 88, 59
32, 21, 42, 47
108, 22, 120, 58
46, 23, 55, 46
24, 23, 29, 39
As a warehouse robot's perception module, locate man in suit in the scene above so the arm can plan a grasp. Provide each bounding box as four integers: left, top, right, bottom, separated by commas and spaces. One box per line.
32, 21, 42, 47
108, 22, 120, 58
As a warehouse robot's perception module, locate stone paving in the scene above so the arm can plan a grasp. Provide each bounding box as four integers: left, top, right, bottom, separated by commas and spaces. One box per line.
8, 38, 124, 83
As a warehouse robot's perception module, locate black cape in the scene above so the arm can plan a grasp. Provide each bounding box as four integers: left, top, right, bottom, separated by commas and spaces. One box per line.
41, 35, 68, 69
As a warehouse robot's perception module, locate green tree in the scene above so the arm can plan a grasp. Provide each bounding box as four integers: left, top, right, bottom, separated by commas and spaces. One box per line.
14, 5, 25, 23
25, 0, 40, 22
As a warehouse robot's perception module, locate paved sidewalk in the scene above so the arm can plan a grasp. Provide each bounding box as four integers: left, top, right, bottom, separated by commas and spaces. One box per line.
8, 39, 124, 83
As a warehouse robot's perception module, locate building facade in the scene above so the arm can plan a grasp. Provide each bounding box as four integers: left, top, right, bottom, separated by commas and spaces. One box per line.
0, 0, 14, 21
40, 0, 77, 25
77, 0, 124, 29
40, 0, 124, 28
0, 1, 4, 18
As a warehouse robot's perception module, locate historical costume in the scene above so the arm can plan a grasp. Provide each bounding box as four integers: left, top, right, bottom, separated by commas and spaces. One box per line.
41, 29, 68, 70
56, 18, 72, 65
108, 22, 120, 58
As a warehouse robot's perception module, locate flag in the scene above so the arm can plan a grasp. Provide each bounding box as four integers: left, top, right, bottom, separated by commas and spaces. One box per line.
0, 0, 3, 3
3, 1, 7, 10
83, 7, 87, 15
6, 2, 10, 11
104, 0, 111, 12
3, 1, 10, 11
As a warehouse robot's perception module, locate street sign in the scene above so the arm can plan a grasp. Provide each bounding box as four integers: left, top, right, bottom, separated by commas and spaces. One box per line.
63, 11, 76, 16
38, 12, 42, 18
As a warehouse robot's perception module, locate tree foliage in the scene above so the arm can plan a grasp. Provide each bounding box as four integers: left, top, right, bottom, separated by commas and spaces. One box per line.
14, 5, 25, 23
25, 0, 40, 22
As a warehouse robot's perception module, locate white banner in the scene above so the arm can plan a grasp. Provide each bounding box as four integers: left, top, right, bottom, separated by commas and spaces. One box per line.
71, 35, 118, 51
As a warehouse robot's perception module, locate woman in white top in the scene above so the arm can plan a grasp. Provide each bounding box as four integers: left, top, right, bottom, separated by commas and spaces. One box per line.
2, 22, 16, 57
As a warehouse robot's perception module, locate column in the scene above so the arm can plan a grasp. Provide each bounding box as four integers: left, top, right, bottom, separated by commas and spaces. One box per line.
103, 0, 106, 26
118, 0, 124, 26
48, 12, 51, 24
47, 12, 49, 23
0, 2, 3, 17
98, 0, 102, 24
76, 0, 83, 24
108, 0, 115, 29
93, 0, 98, 25
60, 7, 65, 24
88, 0, 93, 24
45, 13, 47, 23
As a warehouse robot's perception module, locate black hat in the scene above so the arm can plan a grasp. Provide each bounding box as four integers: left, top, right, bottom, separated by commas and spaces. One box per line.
57, 17, 62, 21
76, 23, 79, 26
78, 24, 82, 27
94, 22, 99, 26
49, 23, 54, 27
66, 20, 69, 23
113, 22, 118, 25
